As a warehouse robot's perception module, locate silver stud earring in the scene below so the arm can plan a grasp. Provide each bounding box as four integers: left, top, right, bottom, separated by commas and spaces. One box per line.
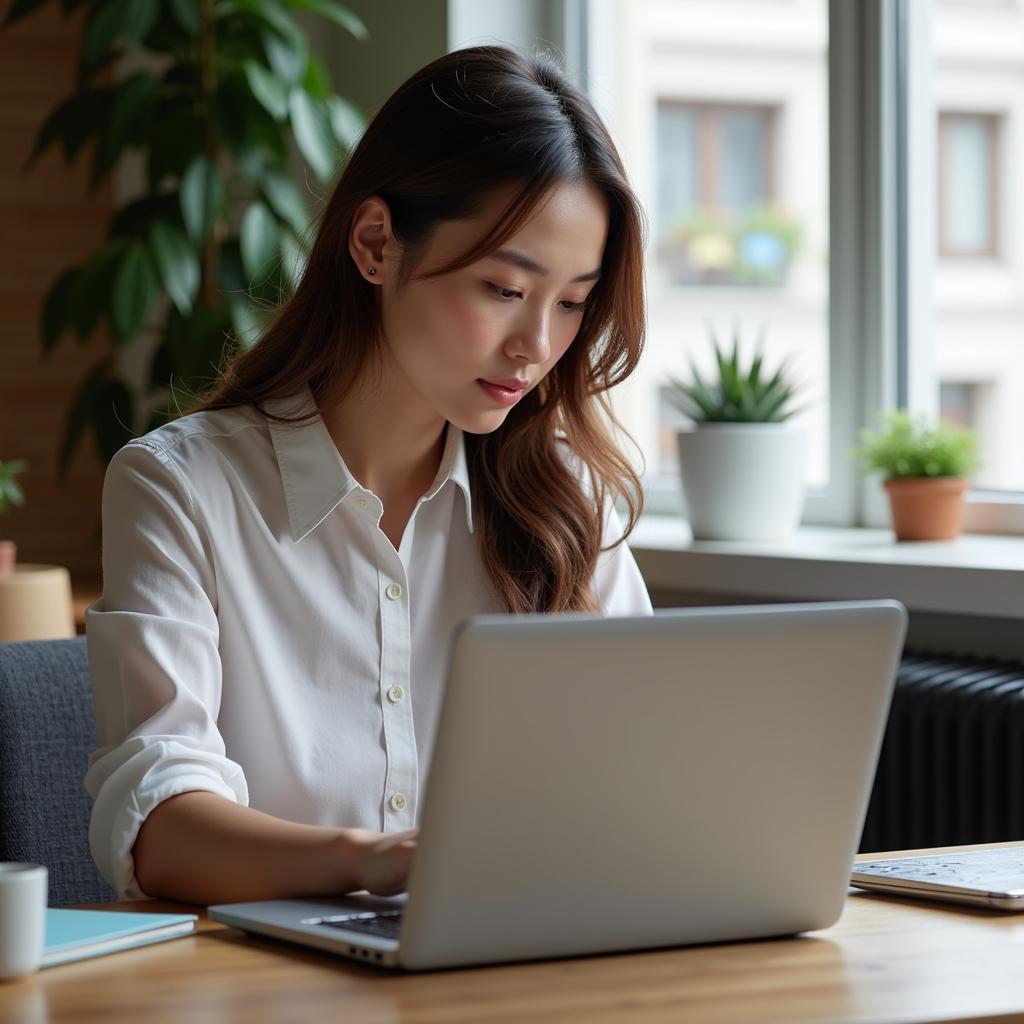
367, 267, 376, 276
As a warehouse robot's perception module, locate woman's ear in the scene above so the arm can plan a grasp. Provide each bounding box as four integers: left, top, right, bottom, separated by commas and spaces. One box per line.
348, 195, 392, 284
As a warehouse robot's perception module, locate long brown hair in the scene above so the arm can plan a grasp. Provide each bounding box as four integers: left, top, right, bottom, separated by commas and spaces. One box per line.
184, 44, 648, 614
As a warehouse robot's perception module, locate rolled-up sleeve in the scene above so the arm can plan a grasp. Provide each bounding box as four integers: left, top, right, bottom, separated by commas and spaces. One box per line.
84, 441, 248, 900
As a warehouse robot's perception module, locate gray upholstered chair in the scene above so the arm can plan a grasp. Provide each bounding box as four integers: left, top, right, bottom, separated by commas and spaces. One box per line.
0, 636, 116, 905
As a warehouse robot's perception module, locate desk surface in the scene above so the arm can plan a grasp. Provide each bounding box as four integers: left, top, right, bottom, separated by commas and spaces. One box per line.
6, 843, 1024, 1024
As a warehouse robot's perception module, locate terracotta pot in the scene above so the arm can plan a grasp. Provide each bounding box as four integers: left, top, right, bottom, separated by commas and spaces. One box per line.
883, 476, 969, 541
0, 540, 14, 575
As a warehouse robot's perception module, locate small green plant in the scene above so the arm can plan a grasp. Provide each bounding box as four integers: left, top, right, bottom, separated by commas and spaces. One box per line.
666, 324, 805, 423
850, 410, 982, 479
0, 459, 28, 516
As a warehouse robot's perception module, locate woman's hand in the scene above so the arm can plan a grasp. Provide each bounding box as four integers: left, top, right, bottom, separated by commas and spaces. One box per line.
342, 827, 419, 896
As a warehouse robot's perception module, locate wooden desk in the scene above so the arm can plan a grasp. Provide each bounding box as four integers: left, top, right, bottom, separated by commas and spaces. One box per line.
6, 843, 1024, 1023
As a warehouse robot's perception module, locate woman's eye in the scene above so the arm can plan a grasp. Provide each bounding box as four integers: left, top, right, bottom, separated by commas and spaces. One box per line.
487, 282, 587, 313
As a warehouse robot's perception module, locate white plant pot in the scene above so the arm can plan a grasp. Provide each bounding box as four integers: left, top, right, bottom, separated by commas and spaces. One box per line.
676, 423, 808, 541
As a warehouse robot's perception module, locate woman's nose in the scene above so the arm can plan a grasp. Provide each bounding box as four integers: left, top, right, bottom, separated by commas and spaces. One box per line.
506, 315, 551, 364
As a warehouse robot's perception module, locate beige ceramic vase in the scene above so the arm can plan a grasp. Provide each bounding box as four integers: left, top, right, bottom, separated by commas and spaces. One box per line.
0, 551, 76, 641
883, 476, 969, 541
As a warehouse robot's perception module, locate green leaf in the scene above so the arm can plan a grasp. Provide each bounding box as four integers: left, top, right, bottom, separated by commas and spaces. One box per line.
217, 238, 247, 297
326, 94, 363, 150
111, 244, 159, 342
240, 201, 281, 281
26, 89, 108, 167
224, 0, 304, 48
262, 29, 307, 84
148, 221, 200, 315
283, 0, 368, 40
109, 192, 185, 241
279, 229, 306, 291
180, 155, 224, 243
244, 59, 289, 121
147, 108, 204, 189
168, 0, 200, 33
84, 0, 131, 67
42, 266, 81, 357
59, 357, 113, 481
68, 240, 130, 341
92, 377, 136, 465
90, 73, 160, 191
258, 164, 308, 235
289, 88, 337, 183
302, 52, 331, 100
122, 0, 159, 45
3, 0, 48, 27
229, 299, 264, 350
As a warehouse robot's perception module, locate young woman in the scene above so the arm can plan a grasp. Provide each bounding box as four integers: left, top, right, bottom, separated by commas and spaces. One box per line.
84, 44, 652, 906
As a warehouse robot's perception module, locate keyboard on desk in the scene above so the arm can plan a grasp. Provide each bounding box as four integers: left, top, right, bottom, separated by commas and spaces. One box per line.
319, 910, 403, 940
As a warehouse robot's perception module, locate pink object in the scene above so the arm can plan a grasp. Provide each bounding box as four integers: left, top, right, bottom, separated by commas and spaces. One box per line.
0, 541, 15, 575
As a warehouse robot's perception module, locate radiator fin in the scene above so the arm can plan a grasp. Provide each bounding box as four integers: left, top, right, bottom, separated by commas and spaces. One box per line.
860, 649, 1024, 853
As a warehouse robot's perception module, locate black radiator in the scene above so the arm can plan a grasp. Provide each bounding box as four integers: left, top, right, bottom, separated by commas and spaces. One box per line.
859, 648, 1024, 853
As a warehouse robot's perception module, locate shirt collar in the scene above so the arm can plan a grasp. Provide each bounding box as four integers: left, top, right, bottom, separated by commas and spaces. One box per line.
265, 382, 474, 543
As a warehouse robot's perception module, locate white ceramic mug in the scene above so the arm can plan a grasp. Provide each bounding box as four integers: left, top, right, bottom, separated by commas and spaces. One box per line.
0, 864, 47, 981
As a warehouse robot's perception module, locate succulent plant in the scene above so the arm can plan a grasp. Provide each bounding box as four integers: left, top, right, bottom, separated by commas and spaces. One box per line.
666, 324, 804, 423
850, 410, 982, 479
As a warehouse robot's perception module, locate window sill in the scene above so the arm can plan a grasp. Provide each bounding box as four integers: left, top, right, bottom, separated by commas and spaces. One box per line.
628, 515, 1024, 620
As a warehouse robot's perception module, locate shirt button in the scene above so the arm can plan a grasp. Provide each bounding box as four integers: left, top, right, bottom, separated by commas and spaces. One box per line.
387, 685, 405, 704
356, 497, 369, 509
385, 582, 403, 600
389, 793, 408, 812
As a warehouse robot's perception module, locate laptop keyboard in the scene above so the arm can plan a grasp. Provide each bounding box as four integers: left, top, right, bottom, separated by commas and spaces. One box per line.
320, 910, 403, 940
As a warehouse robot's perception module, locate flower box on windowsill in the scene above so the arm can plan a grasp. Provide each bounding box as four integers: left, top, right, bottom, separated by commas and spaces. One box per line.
659, 235, 793, 288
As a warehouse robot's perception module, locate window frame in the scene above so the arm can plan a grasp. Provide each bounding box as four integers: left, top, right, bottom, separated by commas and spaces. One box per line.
565, 0, 1024, 534
895, 0, 1024, 532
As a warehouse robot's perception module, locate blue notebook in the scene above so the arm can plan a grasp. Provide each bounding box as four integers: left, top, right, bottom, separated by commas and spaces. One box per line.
43, 908, 198, 967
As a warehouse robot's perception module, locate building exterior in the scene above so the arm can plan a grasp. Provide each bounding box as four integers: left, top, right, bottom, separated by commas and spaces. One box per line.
600, 0, 1023, 497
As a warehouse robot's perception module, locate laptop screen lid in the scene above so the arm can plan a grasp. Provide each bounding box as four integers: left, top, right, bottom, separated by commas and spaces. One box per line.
396, 599, 907, 969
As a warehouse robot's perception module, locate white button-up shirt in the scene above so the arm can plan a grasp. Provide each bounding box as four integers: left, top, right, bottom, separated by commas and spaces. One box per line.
84, 383, 653, 900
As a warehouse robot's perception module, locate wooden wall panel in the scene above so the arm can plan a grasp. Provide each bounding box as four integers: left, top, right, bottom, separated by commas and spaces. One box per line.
0, 5, 112, 584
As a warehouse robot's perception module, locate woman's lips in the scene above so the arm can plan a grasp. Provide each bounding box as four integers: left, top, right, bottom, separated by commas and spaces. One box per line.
477, 379, 526, 406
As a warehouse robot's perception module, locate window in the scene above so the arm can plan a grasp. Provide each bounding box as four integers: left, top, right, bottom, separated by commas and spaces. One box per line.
656, 104, 783, 287
587, 0, 831, 510
921, 3, 1024, 502
580, 0, 1024, 532
938, 112, 999, 258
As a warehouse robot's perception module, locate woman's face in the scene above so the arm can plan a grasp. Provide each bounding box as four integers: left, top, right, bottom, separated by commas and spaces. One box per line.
351, 179, 609, 434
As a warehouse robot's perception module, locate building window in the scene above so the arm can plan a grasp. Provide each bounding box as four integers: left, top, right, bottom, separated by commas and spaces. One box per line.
655, 102, 798, 288
938, 112, 1000, 258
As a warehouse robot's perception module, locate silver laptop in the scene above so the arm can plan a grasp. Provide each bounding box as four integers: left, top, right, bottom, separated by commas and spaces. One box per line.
852, 847, 1024, 909
209, 599, 908, 970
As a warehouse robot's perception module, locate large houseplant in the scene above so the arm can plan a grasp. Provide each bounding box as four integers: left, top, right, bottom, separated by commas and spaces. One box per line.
5, 0, 368, 478
667, 325, 808, 541
851, 410, 982, 541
